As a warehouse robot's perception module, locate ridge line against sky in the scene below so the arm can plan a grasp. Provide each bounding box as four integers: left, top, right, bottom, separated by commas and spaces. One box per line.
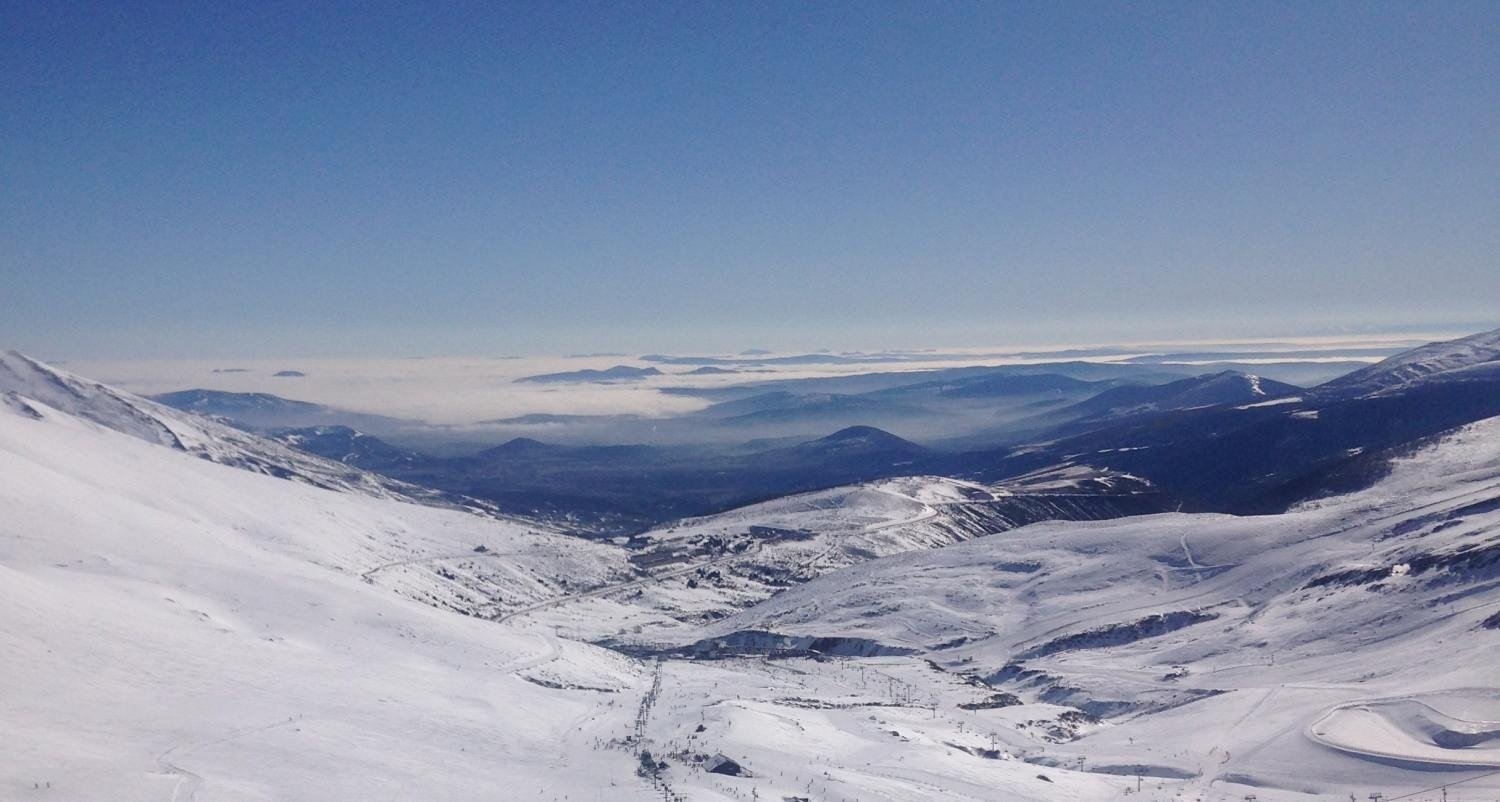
18, 324, 1498, 363
2, 2, 1497, 358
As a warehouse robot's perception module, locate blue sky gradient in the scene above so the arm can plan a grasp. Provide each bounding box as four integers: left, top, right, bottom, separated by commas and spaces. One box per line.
2, 2, 1496, 357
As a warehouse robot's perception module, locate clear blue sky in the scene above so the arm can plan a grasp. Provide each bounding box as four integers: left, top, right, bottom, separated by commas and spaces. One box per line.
2, 2, 1496, 357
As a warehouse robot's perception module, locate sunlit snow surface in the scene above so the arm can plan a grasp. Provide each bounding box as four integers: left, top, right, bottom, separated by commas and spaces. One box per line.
3, 365, 1500, 800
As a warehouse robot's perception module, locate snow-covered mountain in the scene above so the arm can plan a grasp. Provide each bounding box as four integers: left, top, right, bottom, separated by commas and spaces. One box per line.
0, 386, 651, 801
0, 351, 477, 510
1, 357, 1167, 801
632, 416, 1500, 795
5, 352, 1500, 801
951, 332, 1500, 515
1315, 326, 1500, 398
536, 469, 1164, 641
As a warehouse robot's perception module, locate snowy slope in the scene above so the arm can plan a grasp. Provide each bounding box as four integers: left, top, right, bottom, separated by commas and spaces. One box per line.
0, 393, 660, 801
491, 418, 1500, 802
664, 416, 1500, 797
1316, 327, 1500, 398
0, 364, 1177, 802
0, 351, 481, 511
7, 354, 1500, 802
496, 469, 1162, 643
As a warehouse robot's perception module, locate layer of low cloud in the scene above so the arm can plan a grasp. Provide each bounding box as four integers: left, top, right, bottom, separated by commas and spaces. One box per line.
59, 333, 1450, 427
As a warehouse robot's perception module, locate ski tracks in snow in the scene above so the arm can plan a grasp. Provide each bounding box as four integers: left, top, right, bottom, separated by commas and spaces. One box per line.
155, 716, 303, 802
494, 627, 562, 675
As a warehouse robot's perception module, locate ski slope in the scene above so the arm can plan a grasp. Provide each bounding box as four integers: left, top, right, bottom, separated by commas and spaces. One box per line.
660, 417, 1500, 799
0, 396, 648, 801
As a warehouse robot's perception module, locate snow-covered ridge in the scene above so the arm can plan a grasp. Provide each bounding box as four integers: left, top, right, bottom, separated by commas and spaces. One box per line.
0, 350, 483, 511
1315, 327, 1500, 398
665, 415, 1500, 793
0, 387, 651, 800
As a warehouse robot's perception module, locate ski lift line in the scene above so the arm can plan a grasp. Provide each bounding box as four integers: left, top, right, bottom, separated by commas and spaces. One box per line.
1381, 767, 1500, 802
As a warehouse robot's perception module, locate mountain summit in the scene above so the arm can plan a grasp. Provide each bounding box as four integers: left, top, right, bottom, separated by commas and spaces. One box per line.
1052, 369, 1300, 423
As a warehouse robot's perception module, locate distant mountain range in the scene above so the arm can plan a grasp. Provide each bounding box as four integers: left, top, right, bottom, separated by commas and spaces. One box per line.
1038, 370, 1301, 425
946, 328, 1500, 514
270, 423, 939, 534
137, 328, 1500, 534
515, 365, 663, 383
